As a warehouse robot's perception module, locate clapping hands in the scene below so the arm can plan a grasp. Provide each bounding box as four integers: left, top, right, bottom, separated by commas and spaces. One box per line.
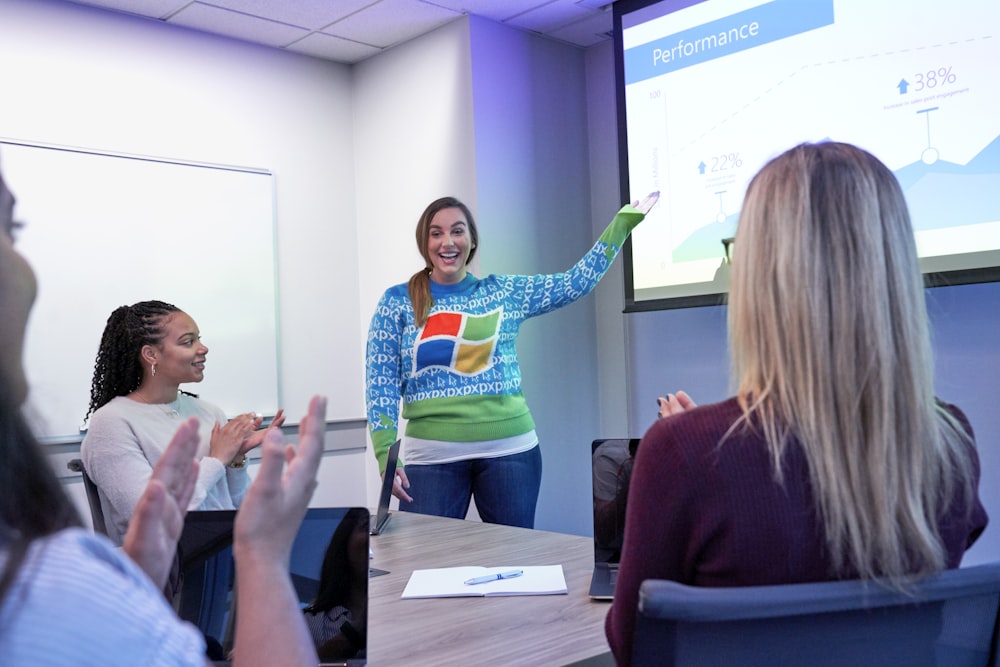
656, 390, 697, 419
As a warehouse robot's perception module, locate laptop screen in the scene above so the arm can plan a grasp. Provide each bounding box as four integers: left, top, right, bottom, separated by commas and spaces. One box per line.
176, 506, 369, 662
591, 439, 640, 564
372, 440, 400, 534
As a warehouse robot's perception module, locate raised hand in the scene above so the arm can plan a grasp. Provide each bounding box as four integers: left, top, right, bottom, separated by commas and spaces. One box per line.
656, 390, 697, 419
122, 416, 199, 589
241, 408, 287, 454
230, 396, 326, 667
632, 191, 660, 215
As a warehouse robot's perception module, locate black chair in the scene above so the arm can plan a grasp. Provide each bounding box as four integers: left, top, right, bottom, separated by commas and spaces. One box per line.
66, 458, 108, 537
633, 562, 1000, 667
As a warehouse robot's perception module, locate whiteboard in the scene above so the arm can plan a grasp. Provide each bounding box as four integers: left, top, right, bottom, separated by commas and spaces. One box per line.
1, 141, 279, 439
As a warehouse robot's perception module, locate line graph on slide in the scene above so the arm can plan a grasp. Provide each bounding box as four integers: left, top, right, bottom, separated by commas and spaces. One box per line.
622, 0, 1000, 296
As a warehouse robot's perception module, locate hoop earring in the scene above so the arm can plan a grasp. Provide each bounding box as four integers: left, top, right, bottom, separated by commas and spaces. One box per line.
151, 363, 157, 378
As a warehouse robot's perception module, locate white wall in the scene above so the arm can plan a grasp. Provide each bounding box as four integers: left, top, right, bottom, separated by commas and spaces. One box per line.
467, 16, 600, 536
586, 41, 634, 439
0, 0, 369, 511
351, 17, 480, 507
925, 282, 1000, 565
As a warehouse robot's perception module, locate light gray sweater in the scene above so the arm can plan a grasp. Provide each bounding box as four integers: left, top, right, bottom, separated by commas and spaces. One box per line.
81, 394, 250, 545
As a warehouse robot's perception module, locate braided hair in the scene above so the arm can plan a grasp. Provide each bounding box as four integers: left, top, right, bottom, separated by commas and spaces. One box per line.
84, 300, 180, 422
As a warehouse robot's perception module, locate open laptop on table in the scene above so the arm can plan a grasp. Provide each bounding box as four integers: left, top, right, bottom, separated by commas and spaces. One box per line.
370, 439, 400, 536
588, 438, 641, 600
178, 506, 370, 665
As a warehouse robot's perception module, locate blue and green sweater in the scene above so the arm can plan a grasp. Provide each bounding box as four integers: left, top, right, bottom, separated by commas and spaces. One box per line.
365, 204, 646, 471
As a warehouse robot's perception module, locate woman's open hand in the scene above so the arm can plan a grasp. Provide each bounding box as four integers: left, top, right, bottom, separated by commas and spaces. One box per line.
633, 191, 660, 215
241, 408, 286, 455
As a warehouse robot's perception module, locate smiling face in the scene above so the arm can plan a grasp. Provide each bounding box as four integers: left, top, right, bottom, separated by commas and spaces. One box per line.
426, 206, 473, 285
0, 174, 38, 404
141, 311, 209, 386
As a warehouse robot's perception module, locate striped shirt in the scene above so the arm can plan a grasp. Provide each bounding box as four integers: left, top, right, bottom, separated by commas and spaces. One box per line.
0, 528, 205, 665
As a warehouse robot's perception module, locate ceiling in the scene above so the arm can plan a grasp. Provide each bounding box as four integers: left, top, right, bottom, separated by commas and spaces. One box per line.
64, 0, 617, 65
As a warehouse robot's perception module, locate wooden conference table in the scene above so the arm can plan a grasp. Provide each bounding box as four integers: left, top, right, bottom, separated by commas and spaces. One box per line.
367, 512, 614, 666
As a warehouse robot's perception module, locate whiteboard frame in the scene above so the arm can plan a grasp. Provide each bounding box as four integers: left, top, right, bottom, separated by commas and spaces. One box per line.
1, 138, 281, 440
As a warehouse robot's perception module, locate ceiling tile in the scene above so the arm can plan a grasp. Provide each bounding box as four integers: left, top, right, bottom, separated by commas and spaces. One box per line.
286, 32, 383, 64
66, 0, 189, 19
322, 0, 461, 49
199, 0, 373, 30
546, 11, 613, 47
60, 0, 618, 64
506, 2, 603, 33
424, 0, 559, 23
168, 2, 310, 48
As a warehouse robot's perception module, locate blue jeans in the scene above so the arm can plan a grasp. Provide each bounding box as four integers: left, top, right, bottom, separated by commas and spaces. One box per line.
400, 446, 542, 528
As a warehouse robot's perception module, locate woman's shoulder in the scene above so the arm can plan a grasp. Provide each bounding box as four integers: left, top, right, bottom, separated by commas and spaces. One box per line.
84, 396, 142, 431
89, 395, 135, 417
936, 398, 974, 438
176, 392, 225, 421
2, 529, 154, 621
641, 397, 744, 458
0, 528, 205, 663
18, 528, 137, 578
381, 282, 410, 300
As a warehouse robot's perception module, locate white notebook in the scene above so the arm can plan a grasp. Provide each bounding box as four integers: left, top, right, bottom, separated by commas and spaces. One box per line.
401, 565, 567, 599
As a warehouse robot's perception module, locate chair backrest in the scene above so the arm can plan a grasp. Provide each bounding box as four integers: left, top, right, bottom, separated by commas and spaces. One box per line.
66, 458, 109, 537
634, 562, 1000, 667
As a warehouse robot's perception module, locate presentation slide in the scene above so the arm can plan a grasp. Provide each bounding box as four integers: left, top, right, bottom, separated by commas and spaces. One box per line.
617, 0, 1000, 307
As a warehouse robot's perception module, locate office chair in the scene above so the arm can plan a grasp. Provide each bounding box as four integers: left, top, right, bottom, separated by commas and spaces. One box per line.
66, 458, 109, 537
68, 459, 190, 603
633, 562, 1000, 667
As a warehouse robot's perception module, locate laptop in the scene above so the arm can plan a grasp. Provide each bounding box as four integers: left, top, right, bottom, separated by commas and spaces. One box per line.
177, 506, 370, 665
588, 438, 641, 600
370, 440, 400, 536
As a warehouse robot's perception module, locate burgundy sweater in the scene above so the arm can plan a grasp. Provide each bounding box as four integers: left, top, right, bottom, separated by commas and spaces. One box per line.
605, 397, 989, 667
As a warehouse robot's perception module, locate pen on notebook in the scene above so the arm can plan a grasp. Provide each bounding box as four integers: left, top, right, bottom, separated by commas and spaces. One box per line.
464, 569, 524, 585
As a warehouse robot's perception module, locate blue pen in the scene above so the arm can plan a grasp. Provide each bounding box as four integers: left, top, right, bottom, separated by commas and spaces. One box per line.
464, 569, 524, 585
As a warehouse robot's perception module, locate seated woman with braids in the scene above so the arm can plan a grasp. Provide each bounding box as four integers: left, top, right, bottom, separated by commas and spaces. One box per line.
81, 301, 284, 546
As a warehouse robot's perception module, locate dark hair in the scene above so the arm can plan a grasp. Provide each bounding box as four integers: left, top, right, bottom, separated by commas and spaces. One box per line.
407, 197, 479, 327
0, 382, 82, 604
85, 300, 180, 421
303, 508, 369, 614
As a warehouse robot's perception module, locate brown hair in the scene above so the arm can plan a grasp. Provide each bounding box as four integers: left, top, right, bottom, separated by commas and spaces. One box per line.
407, 197, 479, 327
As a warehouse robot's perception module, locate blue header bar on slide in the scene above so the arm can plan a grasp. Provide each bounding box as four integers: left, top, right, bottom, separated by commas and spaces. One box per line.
623, 0, 835, 84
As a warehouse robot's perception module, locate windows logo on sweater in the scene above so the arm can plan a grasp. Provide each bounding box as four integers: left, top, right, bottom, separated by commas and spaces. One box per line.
414, 309, 501, 376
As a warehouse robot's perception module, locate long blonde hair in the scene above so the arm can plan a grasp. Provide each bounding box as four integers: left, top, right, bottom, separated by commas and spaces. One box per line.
407, 197, 479, 327
728, 142, 975, 584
